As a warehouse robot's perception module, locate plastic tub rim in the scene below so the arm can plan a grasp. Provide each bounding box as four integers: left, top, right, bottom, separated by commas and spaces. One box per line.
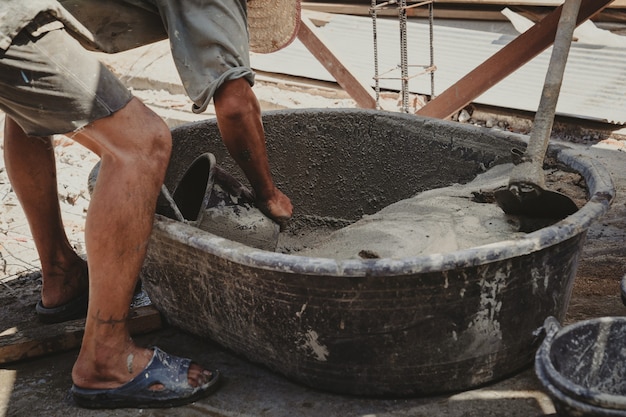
153, 149, 613, 277
156, 110, 615, 277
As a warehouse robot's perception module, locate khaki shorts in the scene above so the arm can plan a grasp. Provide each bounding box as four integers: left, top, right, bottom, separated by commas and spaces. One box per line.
149, 0, 255, 113
62, 0, 256, 113
0, 14, 132, 136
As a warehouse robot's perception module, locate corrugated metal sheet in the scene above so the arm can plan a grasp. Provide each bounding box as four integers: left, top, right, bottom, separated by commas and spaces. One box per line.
250, 14, 626, 124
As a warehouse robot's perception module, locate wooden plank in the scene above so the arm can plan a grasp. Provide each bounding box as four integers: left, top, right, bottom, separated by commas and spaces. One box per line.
424, 0, 626, 6
302, 0, 626, 9
415, 0, 615, 120
297, 11, 377, 109
302, 2, 625, 22
0, 305, 162, 365
303, 3, 508, 20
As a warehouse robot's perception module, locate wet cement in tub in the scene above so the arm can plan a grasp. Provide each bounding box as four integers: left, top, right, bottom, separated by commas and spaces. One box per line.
276, 163, 588, 259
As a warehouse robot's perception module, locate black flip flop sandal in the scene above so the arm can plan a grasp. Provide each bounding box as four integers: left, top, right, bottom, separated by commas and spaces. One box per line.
35, 291, 89, 324
71, 347, 221, 409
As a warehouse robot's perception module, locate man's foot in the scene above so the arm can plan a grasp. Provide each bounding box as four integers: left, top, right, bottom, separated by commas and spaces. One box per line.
71, 347, 220, 409
37, 259, 89, 323
73, 344, 215, 396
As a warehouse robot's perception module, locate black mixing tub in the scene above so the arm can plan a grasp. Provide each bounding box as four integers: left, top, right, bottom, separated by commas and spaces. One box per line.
140, 109, 614, 396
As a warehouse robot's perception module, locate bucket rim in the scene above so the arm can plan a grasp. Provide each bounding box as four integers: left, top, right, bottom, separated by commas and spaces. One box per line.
536, 316, 626, 411
535, 349, 626, 417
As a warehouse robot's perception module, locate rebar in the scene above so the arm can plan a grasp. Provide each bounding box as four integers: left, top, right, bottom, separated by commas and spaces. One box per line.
370, 0, 436, 112
370, 0, 382, 110
399, 0, 409, 112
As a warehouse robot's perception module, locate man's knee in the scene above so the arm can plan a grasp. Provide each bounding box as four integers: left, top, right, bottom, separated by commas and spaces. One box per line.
98, 98, 172, 166
143, 118, 172, 167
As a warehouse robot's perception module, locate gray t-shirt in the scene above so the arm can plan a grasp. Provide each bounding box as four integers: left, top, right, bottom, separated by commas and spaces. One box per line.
0, 0, 166, 53
0, 0, 76, 51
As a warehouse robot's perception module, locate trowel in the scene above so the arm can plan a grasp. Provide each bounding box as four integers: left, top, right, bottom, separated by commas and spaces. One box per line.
494, 0, 580, 219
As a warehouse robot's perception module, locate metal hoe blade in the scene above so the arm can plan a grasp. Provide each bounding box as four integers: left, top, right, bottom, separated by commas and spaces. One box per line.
495, 0, 581, 220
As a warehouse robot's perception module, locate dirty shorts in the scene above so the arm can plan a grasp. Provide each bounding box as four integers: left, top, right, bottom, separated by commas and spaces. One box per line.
148, 0, 256, 113
0, 14, 132, 137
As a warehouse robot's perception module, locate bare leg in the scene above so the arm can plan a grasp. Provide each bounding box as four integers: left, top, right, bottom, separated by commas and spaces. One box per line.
213, 78, 293, 224
3, 120, 87, 308
68, 98, 168, 388
4, 98, 210, 389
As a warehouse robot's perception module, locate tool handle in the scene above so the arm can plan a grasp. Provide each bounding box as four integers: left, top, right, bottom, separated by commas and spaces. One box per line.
510, 0, 581, 186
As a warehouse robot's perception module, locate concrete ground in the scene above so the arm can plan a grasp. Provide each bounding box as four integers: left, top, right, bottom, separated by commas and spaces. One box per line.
2, 41, 626, 417
1, 329, 558, 417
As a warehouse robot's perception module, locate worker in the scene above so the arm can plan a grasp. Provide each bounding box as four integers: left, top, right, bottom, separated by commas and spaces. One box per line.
0, 0, 297, 409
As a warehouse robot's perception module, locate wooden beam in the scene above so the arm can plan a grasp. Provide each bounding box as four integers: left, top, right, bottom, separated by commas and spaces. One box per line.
301, 2, 626, 22
0, 305, 162, 365
302, 1, 626, 9
303, 3, 509, 21
415, 0, 615, 120
297, 11, 377, 109
421, 0, 626, 6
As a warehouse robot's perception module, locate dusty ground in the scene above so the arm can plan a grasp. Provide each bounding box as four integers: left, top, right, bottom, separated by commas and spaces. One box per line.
565, 158, 626, 325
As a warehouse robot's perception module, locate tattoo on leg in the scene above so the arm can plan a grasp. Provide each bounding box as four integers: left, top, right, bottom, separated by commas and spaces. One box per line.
94, 311, 128, 328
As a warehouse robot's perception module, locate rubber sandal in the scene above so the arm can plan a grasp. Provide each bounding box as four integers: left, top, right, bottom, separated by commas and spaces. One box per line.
70, 347, 221, 409
35, 291, 89, 324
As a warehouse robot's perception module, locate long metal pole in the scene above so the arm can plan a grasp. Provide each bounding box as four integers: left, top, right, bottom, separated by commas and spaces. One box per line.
415, 0, 614, 120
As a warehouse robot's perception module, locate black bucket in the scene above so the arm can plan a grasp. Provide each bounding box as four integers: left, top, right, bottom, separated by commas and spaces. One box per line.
168, 153, 280, 251
171, 153, 216, 222
535, 316, 626, 416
